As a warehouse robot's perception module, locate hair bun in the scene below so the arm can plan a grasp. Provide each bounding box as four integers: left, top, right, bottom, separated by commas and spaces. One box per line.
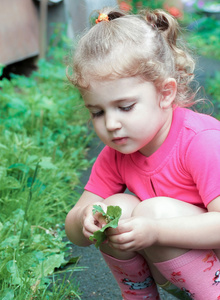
145, 9, 174, 32
108, 11, 125, 21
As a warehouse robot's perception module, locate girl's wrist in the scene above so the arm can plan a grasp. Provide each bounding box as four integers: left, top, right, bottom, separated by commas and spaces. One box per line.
141, 217, 160, 248
154, 218, 173, 247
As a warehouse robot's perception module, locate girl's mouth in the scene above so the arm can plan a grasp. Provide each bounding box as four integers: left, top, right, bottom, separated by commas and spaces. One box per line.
112, 137, 128, 145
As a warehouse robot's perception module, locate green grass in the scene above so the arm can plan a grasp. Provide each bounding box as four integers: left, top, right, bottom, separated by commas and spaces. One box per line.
0, 29, 92, 299
186, 16, 220, 60
205, 71, 220, 118
181, 12, 220, 116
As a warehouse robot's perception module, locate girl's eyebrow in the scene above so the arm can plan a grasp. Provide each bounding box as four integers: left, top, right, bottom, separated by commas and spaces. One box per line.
85, 97, 136, 108
85, 104, 100, 108
114, 97, 137, 103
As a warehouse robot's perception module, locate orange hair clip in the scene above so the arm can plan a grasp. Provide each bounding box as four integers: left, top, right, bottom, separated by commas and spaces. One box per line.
96, 13, 109, 24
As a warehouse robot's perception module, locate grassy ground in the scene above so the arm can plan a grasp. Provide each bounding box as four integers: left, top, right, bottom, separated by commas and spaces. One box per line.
0, 30, 93, 299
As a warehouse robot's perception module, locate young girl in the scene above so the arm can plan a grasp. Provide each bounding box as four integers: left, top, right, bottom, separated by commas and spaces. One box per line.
65, 7, 220, 300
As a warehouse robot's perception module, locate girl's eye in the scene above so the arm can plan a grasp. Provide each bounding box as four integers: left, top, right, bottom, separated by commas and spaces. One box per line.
91, 110, 104, 118
120, 103, 135, 112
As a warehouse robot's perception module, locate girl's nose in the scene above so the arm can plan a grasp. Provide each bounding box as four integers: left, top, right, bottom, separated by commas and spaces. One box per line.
105, 113, 121, 131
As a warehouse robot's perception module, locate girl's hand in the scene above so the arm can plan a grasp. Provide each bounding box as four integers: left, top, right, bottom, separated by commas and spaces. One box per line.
106, 216, 158, 251
82, 202, 108, 241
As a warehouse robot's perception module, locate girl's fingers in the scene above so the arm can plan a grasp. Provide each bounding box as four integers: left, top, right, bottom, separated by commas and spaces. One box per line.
107, 219, 133, 235
108, 231, 133, 245
83, 219, 101, 238
94, 213, 107, 226
108, 234, 146, 252
84, 223, 99, 236
106, 217, 155, 251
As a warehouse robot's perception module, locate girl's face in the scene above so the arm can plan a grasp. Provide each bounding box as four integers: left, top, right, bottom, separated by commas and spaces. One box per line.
83, 76, 174, 157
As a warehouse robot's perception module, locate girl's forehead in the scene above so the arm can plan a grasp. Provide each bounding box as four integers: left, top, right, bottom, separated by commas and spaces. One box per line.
83, 77, 157, 104
90, 76, 144, 88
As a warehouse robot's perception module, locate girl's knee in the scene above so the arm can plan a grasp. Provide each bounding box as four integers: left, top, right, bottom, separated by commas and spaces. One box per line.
132, 196, 207, 219
103, 193, 140, 219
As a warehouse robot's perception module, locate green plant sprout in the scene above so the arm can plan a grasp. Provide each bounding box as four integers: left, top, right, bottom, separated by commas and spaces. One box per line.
89, 205, 122, 248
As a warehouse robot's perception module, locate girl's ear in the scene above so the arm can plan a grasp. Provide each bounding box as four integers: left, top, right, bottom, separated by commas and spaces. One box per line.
159, 78, 177, 109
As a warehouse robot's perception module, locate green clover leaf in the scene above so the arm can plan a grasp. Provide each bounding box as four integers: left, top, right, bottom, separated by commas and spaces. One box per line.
89, 205, 122, 248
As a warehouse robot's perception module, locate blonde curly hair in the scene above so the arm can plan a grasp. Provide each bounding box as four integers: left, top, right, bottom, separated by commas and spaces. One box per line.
67, 7, 196, 107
